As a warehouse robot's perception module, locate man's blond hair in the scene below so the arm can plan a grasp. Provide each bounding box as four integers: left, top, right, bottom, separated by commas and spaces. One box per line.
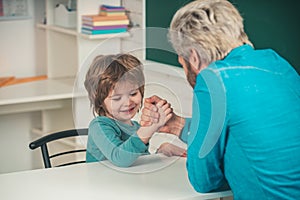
169, 0, 253, 65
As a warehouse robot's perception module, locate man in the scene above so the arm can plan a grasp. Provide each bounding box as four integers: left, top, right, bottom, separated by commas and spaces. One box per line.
141, 0, 300, 199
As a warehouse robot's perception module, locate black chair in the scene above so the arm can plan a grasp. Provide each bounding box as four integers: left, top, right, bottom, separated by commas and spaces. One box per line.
29, 128, 88, 168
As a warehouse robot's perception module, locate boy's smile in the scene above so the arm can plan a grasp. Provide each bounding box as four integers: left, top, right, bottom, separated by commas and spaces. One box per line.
104, 81, 142, 125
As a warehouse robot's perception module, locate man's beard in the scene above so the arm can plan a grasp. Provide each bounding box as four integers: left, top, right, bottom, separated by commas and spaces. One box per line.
185, 61, 197, 88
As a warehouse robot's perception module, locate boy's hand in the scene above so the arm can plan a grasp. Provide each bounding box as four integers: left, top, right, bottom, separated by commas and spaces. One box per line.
140, 95, 164, 126
141, 95, 185, 137
155, 100, 172, 128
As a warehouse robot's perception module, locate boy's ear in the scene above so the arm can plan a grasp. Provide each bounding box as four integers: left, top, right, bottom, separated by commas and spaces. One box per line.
189, 49, 200, 73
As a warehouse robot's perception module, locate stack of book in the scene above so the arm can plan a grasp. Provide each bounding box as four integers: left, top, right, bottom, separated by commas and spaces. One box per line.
81, 5, 129, 35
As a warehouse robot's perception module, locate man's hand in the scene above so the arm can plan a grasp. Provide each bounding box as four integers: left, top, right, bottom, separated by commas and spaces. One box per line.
140, 95, 185, 137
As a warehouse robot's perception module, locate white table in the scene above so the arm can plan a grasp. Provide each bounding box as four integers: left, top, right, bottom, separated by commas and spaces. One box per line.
0, 154, 232, 200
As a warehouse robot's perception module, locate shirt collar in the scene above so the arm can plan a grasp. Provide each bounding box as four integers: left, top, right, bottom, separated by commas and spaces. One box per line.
225, 44, 254, 60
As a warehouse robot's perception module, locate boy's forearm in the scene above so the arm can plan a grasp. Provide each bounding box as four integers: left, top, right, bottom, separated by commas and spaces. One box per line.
136, 126, 157, 144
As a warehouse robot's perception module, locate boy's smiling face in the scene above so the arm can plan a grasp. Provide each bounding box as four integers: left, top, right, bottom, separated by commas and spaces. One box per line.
104, 81, 142, 125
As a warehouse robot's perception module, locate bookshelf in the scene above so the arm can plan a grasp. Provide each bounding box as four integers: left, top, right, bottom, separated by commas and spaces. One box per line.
37, 23, 77, 36
39, 0, 128, 79
37, 23, 130, 39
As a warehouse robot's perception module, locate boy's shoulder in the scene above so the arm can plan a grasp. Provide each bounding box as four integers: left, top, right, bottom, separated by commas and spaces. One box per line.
90, 116, 140, 130
89, 116, 122, 135
90, 116, 116, 127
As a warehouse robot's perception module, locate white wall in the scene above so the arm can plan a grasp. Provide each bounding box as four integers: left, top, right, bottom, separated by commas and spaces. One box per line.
0, 0, 44, 78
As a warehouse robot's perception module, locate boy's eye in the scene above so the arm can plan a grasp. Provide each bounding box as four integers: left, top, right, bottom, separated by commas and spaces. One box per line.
130, 91, 138, 96
111, 97, 121, 101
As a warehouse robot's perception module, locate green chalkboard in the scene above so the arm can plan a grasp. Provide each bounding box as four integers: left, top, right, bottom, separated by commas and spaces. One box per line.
146, 0, 300, 73
145, 0, 193, 67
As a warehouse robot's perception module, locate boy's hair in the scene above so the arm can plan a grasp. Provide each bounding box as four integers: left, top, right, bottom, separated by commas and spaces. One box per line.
168, 0, 253, 65
84, 54, 145, 116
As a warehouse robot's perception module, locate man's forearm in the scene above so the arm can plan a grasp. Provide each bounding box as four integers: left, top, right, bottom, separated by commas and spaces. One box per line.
179, 117, 192, 143
171, 115, 186, 137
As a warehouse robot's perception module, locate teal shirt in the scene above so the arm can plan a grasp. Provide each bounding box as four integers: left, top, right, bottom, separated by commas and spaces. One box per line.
180, 45, 300, 199
86, 116, 149, 167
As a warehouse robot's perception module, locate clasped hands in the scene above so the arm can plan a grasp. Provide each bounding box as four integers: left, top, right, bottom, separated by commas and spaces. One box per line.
140, 95, 187, 157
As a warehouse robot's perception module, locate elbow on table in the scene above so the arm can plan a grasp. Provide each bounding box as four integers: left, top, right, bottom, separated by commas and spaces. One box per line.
110, 158, 135, 168
189, 177, 221, 193
109, 150, 146, 167
192, 184, 214, 193
190, 179, 227, 194
112, 162, 132, 168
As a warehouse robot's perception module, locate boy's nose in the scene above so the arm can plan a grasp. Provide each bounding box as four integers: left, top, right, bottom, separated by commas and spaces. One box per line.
123, 97, 132, 106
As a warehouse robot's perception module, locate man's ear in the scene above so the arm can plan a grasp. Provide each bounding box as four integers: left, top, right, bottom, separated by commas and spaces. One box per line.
189, 49, 200, 73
